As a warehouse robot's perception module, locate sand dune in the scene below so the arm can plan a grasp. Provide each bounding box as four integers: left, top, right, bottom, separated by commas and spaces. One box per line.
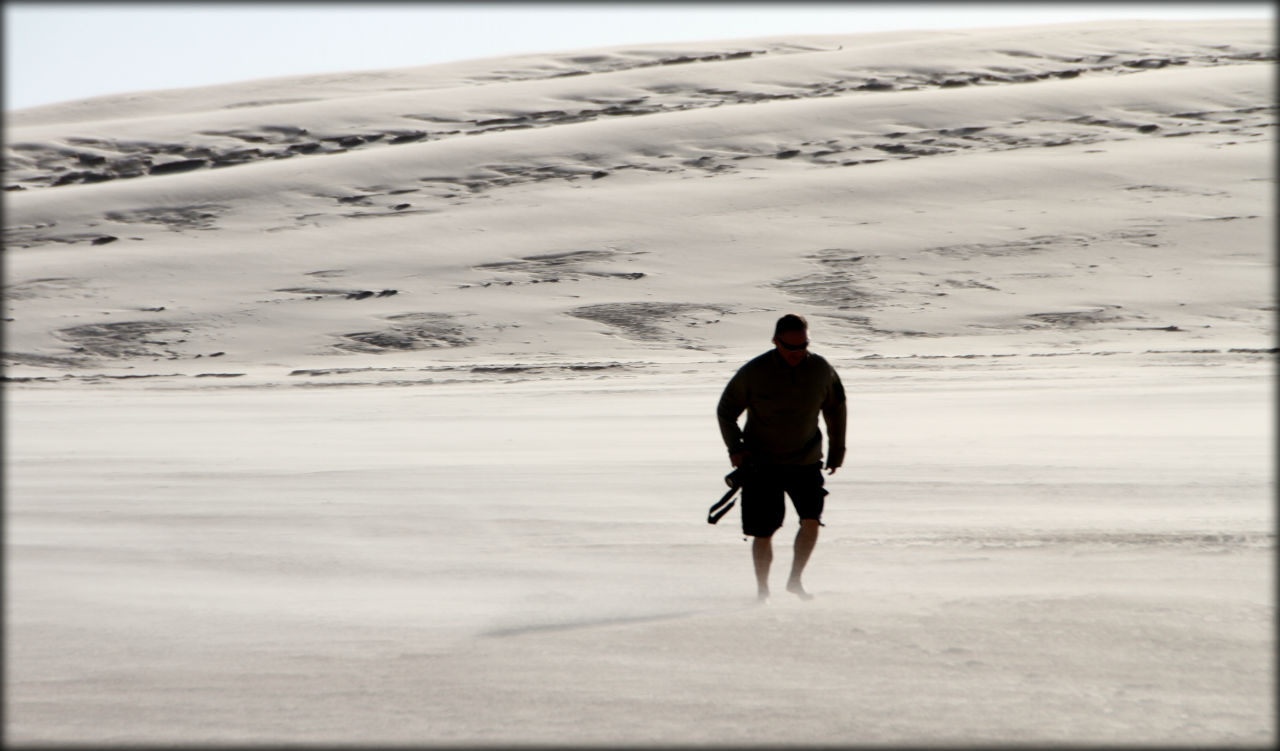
4, 19, 1272, 383
3, 20, 1273, 746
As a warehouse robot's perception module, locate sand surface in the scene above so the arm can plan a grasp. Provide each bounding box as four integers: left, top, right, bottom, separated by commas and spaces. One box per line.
3, 20, 1274, 746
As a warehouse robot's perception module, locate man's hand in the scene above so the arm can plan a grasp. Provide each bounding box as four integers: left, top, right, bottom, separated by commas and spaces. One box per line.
730, 452, 748, 468
825, 462, 840, 476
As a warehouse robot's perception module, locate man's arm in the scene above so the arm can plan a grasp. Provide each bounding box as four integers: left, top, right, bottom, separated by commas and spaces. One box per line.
716, 370, 749, 463
822, 368, 847, 473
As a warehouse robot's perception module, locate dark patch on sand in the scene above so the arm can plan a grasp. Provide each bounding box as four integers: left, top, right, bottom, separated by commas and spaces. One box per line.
568, 302, 729, 343
3, 277, 90, 301
2, 352, 90, 369
55, 320, 192, 358
774, 249, 879, 311
149, 158, 207, 176
335, 313, 475, 353
469, 248, 646, 286
1023, 306, 1130, 329
3, 225, 122, 249
276, 288, 399, 300
942, 279, 1001, 291
223, 98, 322, 109
478, 249, 618, 271
104, 204, 229, 231
289, 360, 635, 380
923, 234, 1093, 259
341, 208, 434, 219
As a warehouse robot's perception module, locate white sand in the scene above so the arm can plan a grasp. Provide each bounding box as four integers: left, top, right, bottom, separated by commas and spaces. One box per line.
3, 20, 1274, 746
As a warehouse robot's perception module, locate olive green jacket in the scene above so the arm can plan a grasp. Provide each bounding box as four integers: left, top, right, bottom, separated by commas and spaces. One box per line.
717, 350, 847, 467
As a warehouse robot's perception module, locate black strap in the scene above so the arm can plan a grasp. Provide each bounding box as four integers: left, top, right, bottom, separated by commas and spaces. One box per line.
707, 486, 739, 524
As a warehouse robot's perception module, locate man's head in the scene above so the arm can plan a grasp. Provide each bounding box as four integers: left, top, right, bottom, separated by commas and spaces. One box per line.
772, 313, 809, 366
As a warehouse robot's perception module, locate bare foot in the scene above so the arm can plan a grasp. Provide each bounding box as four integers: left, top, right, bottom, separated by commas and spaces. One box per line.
786, 580, 814, 601
756, 590, 771, 604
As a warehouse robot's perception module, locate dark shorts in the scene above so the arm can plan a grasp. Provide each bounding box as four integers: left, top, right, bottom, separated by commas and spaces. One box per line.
740, 462, 827, 538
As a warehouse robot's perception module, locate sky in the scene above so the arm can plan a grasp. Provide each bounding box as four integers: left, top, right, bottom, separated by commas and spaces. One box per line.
4, 2, 1274, 111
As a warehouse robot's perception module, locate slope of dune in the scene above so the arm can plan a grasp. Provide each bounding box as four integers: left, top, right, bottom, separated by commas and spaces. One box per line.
3, 19, 1273, 384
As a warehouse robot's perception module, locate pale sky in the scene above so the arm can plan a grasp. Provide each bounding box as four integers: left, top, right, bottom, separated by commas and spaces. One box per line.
4, 2, 1273, 111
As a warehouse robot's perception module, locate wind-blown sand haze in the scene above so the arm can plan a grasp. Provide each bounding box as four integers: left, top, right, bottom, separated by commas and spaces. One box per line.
3, 20, 1274, 746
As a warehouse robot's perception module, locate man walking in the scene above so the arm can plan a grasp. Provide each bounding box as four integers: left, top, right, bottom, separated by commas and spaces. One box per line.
716, 314, 847, 602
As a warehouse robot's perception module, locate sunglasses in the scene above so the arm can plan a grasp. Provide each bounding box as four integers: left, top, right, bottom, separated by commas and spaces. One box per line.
777, 339, 809, 351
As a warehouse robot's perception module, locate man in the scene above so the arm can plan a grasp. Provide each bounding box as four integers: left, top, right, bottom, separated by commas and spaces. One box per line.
716, 314, 847, 602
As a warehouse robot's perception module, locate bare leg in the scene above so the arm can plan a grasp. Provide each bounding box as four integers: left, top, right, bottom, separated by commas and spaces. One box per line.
786, 519, 820, 600
752, 536, 773, 602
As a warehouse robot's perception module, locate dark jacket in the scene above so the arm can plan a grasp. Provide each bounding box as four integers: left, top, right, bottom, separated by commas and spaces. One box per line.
717, 349, 847, 467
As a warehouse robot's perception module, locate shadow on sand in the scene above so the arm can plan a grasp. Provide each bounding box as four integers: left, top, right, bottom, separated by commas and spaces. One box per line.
479, 606, 757, 638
